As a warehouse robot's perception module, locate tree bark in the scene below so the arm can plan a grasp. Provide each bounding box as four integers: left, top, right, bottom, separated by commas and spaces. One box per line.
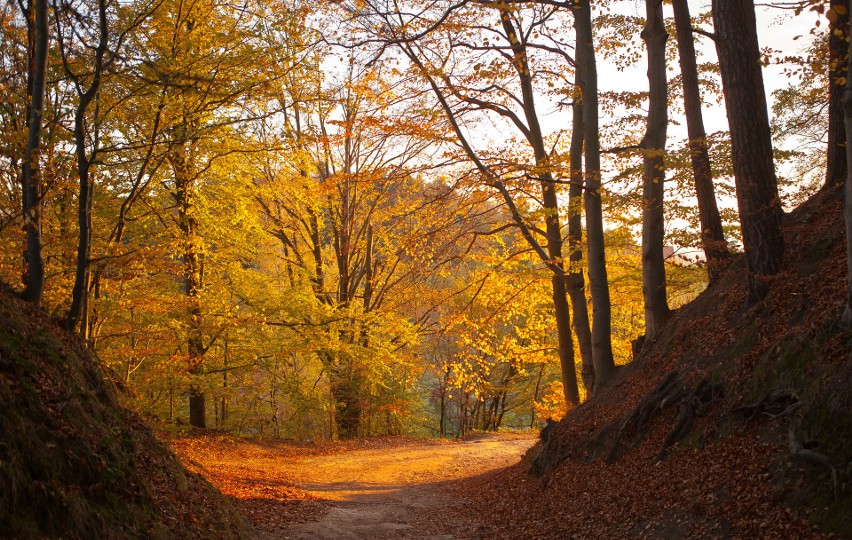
574, 0, 615, 392
500, 11, 579, 405
827, 0, 849, 189
331, 368, 361, 439
713, 0, 784, 303
841, 0, 852, 327
20, 0, 48, 305
66, 0, 108, 333
170, 139, 206, 428
568, 97, 595, 392
672, 0, 728, 281
640, 0, 670, 340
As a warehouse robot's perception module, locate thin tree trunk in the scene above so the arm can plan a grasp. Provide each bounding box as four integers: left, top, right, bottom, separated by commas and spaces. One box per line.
827, 0, 849, 189
574, 0, 615, 393
20, 0, 48, 305
671, 0, 729, 282
713, 0, 784, 303
530, 362, 545, 428
66, 0, 108, 332
640, 0, 670, 340
500, 11, 579, 404
568, 96, 595, 393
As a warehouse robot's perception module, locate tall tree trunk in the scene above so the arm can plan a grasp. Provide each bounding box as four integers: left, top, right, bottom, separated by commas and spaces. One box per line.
640, 0, 670, 340
828, 0, 850, 189
713, 0, 785, 303
672, 0, 728, 281
170, 140, 206, 428
568, 96, 595, 393
20, 0, 48, 305
574, 0, 615, 393
66, 0, 108, 333
841, 0, 852, 326
500, 11, 579, 405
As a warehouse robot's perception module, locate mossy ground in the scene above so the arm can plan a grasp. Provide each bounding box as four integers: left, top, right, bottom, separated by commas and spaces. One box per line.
0, 283, 247, 539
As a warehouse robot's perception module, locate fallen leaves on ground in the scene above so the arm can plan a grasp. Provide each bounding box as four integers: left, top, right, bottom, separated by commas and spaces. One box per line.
166, 434, 454, 535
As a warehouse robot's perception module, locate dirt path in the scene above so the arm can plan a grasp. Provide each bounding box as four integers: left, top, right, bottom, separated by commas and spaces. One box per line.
275, 433, 535, 540
170, 432, 536, 539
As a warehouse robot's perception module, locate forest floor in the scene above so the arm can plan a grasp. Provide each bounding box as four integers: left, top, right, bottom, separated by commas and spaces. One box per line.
169, 431, 536, 539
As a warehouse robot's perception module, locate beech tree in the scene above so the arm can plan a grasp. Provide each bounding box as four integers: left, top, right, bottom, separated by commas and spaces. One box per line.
639, 0, 669, 340
435, 5, 580, 403
256, 58, 481, 436
20, 0, 49, 305
568, 96, 594, 391
139, 0, 288, 427
842, 0, 852, 326
671, 0, 728, 281
827, 0, 849, 188
713, 0, 784, 303
573, 0, 615, 393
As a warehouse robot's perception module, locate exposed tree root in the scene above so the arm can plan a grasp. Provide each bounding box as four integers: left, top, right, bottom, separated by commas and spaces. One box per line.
530, 418, 562, 477
529, 371, 725, 475
732, 388, 800, 422
656, 378, 724, 461
607, 371, 723, 464
788, 428, 839, 501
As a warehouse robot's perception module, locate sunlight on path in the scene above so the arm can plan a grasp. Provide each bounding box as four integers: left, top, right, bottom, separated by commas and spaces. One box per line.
277, 433, 536, 540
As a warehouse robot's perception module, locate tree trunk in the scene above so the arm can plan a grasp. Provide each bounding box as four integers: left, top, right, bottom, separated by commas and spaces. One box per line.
500, 11, 579, 405
827, 0, 849, 189
530, 363, 545, 428
330, 361, 361, 439
170, 140, 207, 428
568, 95, 595, 393
66, 107, 94, 332
20, 0, 48, 305
574, 0, 615, 392
841, 0, 852, 326
672, 0, 728, 281
66, 0, 108, 333
640, 0, 670, 340
713, 0, 784, 303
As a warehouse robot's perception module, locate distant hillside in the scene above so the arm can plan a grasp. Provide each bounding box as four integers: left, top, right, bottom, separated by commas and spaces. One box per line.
0, 284, 247, 539
454, 185, 852, 538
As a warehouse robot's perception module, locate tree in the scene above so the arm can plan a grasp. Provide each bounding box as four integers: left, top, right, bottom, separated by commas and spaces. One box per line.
671, 0, 728, 281
256, 57, 479, 436
639, 0, 669, 340
713, 0, 784, 303
567, 95, 594, 391
573, 0, 615, 392
497, 6, 580, 404
20, 0, 49, 305
842, 0, 852, 326
827, 0, 849, 188
339, 1, 591, 404
139, 0, 285, 427
58, 0, 109, 333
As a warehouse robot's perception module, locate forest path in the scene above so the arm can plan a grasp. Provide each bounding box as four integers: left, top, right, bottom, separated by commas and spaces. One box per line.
275, 432, 535, 540
170, 432, 536, 540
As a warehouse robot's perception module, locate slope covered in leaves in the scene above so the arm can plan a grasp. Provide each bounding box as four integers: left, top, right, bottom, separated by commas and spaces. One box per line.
449, 186, 852, 538
0, 284, 247, 539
